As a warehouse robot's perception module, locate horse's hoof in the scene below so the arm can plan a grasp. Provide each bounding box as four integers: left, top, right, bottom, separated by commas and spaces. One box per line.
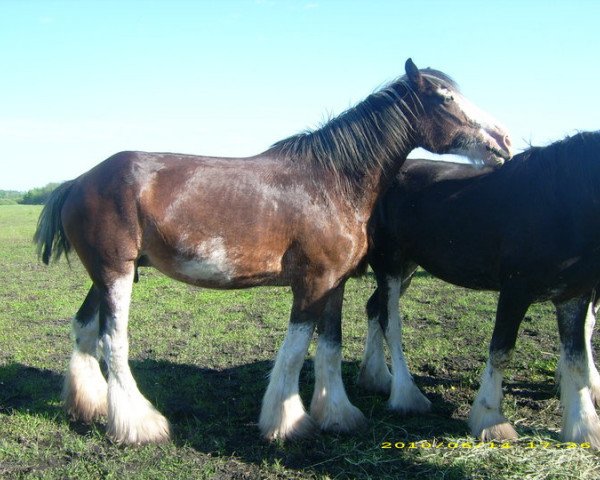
469, 409, 518, 442
312, 402, 368, 434
260, 411, 318, 442
387, 382, 431, 415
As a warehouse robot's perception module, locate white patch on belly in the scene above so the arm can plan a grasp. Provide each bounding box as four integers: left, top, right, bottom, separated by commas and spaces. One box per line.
177, 237, 234, 282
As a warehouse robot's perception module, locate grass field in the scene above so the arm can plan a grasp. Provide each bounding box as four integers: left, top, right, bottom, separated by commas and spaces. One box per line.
1, 205, 600, 479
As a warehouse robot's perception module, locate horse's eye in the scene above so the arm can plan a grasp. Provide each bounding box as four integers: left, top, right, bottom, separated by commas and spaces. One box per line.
444, 95, 454, 104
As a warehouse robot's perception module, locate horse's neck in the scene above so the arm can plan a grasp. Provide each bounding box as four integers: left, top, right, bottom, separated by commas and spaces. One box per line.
334, 144, 416, 217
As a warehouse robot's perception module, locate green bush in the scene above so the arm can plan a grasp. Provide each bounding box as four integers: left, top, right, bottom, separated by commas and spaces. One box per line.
19, 183, 61, 205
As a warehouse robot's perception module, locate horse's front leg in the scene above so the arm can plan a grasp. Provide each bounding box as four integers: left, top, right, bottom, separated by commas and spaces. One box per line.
468, 286, 529, 441
310, 283, 367, 433
555, 294, 600, 449
259, 314, 316, 441
358, 265, 429, 414
356, 286, 393, 394
383, 271, 431, 414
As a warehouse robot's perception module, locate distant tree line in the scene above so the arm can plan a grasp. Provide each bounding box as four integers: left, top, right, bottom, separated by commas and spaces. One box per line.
0, 190, 23, 205
0, 183, 61, 205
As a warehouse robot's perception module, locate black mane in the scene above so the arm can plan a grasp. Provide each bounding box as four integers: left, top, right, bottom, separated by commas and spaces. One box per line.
511, 131, 600, 170
269, 70, 460, 184
501, 131, 600, 201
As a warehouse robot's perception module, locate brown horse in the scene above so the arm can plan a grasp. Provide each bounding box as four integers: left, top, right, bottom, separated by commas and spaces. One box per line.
34, 59, 512, 445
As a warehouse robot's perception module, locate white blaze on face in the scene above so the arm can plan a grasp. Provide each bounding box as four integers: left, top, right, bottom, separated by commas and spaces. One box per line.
437, 87, 511, 164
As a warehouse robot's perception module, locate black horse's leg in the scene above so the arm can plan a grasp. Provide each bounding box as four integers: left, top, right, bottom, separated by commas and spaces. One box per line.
468, 286, 530, 441
559, 291, 600, 406
310, 283, 367, 432
585, 291, 600, 406
357, 280, 393, 394
555, 294, 600, 448
358, 262, 428, 413
63, 285, 108, 423
383, 269, 431, 414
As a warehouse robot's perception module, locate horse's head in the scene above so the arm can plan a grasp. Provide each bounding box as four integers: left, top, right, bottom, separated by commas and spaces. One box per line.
404, 58, 512, 167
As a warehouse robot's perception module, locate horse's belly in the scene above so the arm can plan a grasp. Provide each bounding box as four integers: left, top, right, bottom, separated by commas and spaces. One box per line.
147, 237, 285, 288
177, 237, 234, 283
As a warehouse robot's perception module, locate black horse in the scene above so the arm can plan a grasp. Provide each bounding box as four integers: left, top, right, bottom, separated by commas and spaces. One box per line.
359, 131, 600, 448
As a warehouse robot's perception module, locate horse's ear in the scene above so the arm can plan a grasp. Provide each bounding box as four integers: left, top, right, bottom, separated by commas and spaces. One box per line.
405, 58, 424, 91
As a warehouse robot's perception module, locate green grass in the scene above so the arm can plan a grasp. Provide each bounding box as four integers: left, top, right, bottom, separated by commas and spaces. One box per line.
1, 205, 599, 479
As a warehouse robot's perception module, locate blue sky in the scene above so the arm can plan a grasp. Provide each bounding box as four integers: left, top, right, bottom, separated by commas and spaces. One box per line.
1, 0, 599, 190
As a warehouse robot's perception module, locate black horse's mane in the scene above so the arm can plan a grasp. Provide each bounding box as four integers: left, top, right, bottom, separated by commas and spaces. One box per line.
498, 131, 600, 202
517, 131, 600, 163
508, 131, 600, 178
268, 69, 460, 185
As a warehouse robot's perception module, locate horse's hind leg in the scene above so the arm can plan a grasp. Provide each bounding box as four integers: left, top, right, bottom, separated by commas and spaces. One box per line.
310, 284, 367, 433
559, 293, 600, 406
585, 293, 600, 406
468, 287, 528, 441
63, 285, 108, 423
555, 295, 600, 449
99, 267, 170, 444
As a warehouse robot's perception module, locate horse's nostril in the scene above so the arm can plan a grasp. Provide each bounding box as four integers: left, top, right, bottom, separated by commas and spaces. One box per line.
504, 136, 512, 147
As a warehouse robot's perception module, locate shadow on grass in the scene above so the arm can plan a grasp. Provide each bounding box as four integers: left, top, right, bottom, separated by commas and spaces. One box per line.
0, 363, 63, 416
132, 358, 475, 478
0, 359, 554, 479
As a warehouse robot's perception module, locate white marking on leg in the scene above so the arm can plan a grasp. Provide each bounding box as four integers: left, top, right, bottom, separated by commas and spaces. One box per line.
385, 277, 431, 414
584, 302, 600, 406
559, 347, 600, 449
63, 314, 108, 422
468, 352, 517, 441
310, 337, 366, 432
357, 316, 392, 394
103, 273, 170, 444
259, 322, 316, 440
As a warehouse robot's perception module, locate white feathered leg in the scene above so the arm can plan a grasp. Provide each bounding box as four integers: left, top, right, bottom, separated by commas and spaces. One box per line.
102, 273, 170, 444
385, 277, 431, 414
357, 316, 392, 394
63, 301, 108, 423
259, 322, 316, 440
311, 336, 367, 432
584, 301, 600, 406
468, 352, 517, 441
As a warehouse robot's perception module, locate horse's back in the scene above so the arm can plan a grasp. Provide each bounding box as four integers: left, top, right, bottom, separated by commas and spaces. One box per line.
372, 159, 503, 289
395, 159, 490, 193
60, 150, 367, 290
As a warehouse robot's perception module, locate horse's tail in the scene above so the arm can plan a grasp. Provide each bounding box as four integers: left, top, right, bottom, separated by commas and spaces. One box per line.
33, 180, 76, 265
